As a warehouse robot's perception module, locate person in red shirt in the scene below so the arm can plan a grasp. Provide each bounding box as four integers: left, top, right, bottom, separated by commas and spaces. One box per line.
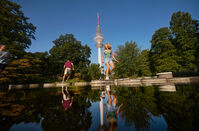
62, 59, 74, 82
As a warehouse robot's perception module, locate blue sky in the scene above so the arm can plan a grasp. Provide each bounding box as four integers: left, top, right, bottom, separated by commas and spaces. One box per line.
12, 0, 199, 63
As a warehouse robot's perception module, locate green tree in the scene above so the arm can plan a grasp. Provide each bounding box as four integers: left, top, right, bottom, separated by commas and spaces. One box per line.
88, 63, 100, 80
193, 20, 199, 71
31, 52, 58, 81
149, 27, 179, 73
0, 0, 36, 58
138, 49, 152, 76
0, 54, 44, 84
170, 11, 198, 71
0, 52, 56, 84
114, 41, 141, 78
49, 34, 91, 80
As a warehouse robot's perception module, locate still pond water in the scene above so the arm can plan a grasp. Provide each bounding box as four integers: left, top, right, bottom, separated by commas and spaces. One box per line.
0, 84, 199, 131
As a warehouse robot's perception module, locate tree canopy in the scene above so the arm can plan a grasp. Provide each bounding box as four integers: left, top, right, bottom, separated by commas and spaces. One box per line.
149, 27, 179, 73
88, 63, 100, 80
139, 49, 152, 76
170, 11, 198, 71
0, 0, 36, 58
49, 34, 91, 80
149, 11, 199, 74
114, 41, 147, 78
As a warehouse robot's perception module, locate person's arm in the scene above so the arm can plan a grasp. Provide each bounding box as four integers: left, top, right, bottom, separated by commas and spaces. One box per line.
102, 50, 105, 63
111, 50, 119, 63
71, 63, 74, 70
116, 103, 123, 116
70, 96, 74, 106
104, 104, 108, 120
63, 64, 66, 69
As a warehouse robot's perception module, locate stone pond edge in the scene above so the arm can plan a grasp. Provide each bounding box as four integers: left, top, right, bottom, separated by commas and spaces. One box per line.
6, 76, 199, 90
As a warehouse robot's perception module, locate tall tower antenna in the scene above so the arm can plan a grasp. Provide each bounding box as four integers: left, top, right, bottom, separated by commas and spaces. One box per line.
97, 12, 100, 25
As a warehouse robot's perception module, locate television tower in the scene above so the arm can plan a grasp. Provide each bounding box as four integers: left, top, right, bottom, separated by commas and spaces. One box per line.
94, 13, 104, 66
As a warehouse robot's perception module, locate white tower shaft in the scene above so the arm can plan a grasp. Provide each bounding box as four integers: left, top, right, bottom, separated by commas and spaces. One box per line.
98, 47, 102, 66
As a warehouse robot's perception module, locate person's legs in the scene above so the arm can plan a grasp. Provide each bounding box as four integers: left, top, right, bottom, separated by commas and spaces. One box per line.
62, 68, 67, 81
111, 92, 117, 106
62, 74, 66, 81
109, 62, 114, 74
0, 66, 3, 73
0, 64, 6, 73
67, 74, 71, 81
66, 68, 71, 81
105, 62, 110, 79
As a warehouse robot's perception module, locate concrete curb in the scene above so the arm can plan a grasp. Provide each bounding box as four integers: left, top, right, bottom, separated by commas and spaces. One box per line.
56, 83, 70, 87
6, 76, 199, 90
43, 83, 56, 88
73, 82, 90, 86
8, 84, 43, 90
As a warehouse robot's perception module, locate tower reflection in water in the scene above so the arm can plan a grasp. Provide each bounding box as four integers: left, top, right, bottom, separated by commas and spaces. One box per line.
98, 86, 106, 131
98, 85, 123, 131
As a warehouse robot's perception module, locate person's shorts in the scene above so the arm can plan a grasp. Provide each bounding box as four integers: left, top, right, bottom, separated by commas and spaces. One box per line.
64, 68, 71, 75
105, 57, 113, 64
63, 93, 70, 100
0, 64, 7, 71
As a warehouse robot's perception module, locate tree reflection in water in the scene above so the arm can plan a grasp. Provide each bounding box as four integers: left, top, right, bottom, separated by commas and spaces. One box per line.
114, 84, 199, 131
41, 86, 92, 131
0, 84, 199, 131
0, 87, 97, 131
155, 84, 199, 131
114, 86, 153, 131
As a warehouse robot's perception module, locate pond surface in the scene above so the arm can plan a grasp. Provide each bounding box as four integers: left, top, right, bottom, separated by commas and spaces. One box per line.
0, 84, 199, 131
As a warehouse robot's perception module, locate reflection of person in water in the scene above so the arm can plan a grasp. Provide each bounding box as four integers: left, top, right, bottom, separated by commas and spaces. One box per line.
61, 86, 73, 111
104, 85, 123, 131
